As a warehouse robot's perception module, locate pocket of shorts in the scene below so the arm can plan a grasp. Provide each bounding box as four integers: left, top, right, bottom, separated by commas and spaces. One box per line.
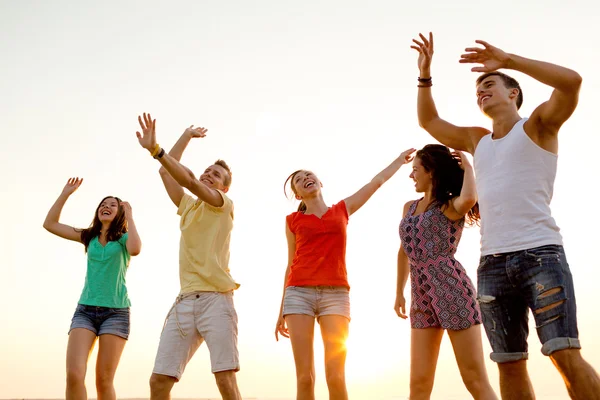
524, 246, 561, 261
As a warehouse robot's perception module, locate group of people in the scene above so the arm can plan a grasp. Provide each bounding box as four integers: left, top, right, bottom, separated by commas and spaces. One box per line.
43, 33, 599, 400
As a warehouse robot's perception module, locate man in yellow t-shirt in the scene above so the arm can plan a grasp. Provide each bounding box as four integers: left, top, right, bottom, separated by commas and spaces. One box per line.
135, 113, 241, 400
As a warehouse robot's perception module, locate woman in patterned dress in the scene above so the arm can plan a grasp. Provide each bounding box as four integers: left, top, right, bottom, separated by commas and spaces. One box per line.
395, 145, 497, 400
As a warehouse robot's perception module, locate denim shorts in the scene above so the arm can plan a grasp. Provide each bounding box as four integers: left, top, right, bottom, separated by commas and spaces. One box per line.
477, 244, 580, 363
69, 304, 131, 340
283, 286, 350, 321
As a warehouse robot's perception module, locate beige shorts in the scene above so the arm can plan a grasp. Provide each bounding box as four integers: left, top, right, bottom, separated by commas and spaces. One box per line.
152, 291, 239, 380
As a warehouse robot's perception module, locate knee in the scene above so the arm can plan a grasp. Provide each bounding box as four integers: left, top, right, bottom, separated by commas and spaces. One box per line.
66, 366, 85, 387
149, 374, 174, 393
498, 360, 528, 378
296, 372, 315, 390
215, 371, 237, 391
95, 372, 114, 392
325, 371, 345, 389
550, 349, 583, 373
410, 374, 435, 396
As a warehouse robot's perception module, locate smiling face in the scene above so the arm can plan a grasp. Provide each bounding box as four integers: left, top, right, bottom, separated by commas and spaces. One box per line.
199, 164, 230, 193
97, 197, 120, 224
476, 73, 522, 117
409, 157, 432, 193
291, 170, 322, 200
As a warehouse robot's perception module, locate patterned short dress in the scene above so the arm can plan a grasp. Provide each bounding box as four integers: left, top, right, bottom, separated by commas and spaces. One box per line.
399, 199, 481, 330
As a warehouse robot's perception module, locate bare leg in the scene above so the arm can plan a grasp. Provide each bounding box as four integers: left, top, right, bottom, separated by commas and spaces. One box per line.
66, 328, 97, 400
319, 315, 349, 400
497, 360, 535, 400
286, 314, 316, 400
447, 325, 498, 399
410, 328, 444, 400
550, 349, 600, 400
215, 370, 242, 400
149, 374, 176, 400
95, 334, 127, 400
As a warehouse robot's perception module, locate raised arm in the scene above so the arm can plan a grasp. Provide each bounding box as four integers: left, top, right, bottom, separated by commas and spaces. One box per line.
136, 113, 224, 208
394, 201, 413, 319
159, 126, 208, 207
412, 33, 488, 154
446, 151, 477, 220
120, 202, 142, 256
43, 178, 84, 243
344, 148, 415, 216
460, 40, 582, 136
275, 221, 296, 341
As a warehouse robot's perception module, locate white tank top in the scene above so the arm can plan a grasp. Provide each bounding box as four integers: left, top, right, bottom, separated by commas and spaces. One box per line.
474, 118, 562, 255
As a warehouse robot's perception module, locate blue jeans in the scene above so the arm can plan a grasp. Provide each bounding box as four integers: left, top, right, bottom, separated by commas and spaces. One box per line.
477, 245, 580, 363
69, 304, 130, 339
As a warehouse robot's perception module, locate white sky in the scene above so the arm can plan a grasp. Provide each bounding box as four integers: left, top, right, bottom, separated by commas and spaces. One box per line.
1, 1, 598, 399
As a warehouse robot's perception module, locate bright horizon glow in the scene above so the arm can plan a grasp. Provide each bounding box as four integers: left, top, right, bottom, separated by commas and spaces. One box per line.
1, 1, 599, 399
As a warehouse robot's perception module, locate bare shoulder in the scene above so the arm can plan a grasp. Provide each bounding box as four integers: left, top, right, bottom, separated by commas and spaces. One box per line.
402, 200, 415, 217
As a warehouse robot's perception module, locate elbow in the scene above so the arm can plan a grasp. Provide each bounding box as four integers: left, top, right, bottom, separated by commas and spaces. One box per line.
129, 244, 142, 256
43, 220, 52, 231
571, 72, 583, 89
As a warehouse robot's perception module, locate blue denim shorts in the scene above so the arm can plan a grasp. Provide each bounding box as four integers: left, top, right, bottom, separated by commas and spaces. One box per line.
283, 286, 351, 321
477, 245, 580, 363
69, 304, 130, 339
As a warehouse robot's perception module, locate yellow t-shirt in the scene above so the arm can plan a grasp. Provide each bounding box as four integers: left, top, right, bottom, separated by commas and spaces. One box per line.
177, 192, 239, 293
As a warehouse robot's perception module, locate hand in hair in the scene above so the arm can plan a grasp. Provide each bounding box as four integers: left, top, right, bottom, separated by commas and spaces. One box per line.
460, 40, 511, 73
184, 125, 208, 139
411, 32, 433, 75
61, 177, 83, 196
136, 112, 157, 152
452, 150, 472, 170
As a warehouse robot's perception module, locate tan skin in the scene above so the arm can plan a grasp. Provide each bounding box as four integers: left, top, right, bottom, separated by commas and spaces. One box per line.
135, 115, 240, 400
275, 149, 416, 400
394, 153, 497, 400
412, 32, 599, 400
43, 178, 141, 400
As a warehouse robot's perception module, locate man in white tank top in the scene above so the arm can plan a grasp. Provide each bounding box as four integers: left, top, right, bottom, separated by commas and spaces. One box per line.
411, 32, 599, 399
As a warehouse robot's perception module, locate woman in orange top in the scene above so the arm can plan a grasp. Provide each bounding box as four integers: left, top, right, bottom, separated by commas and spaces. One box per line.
275, 148, 416, 400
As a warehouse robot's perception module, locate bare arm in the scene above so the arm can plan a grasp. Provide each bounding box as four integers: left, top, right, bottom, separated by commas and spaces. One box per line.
460, 41, 582, 135
394, 201, 413, 319
43, 178, 84, 243
446, 151, 477, 220
120, 202, 142, 256
159, 126, 208, 207
344, 148, 416, 216
136, 114, 224, 208
412, 33, 487, 154
275, 221, 296, 341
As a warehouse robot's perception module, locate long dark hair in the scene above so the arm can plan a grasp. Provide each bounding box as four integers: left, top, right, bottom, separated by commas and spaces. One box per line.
284, 170, 308, 212
417, 144, 480, 225
79, 196, 128, 252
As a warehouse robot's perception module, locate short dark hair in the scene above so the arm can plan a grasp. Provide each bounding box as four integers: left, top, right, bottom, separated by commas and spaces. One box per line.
476, 71, 523, 110
214, 159, 232, 187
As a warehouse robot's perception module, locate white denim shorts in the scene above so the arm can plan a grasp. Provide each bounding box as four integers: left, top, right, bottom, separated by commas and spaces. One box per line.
283, 286, 350, 321
152, 291, 239, 380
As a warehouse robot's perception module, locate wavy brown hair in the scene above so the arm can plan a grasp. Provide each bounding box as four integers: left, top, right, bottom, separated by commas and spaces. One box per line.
79, 196, 128, 252
284, 170, 308, 212
417, 145, 480, 226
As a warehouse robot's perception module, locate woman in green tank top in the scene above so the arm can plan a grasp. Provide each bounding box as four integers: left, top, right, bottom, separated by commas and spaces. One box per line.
43, 177, 142, 400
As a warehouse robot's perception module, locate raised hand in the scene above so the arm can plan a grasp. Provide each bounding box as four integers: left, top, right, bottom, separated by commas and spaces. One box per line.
120, 201, 133, 219
459, 40, 511, 73
61, 177, 83, 196
411, 32, 434, 75
452, 150, 472, 170
184, 125, 208, 139
394, 294, 408, 319
136, 113, 157, 152
400, 148, 417, 164
275, 315, 289, 341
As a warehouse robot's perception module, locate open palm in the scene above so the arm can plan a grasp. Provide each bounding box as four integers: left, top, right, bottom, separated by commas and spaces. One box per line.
136, 113, 157, 151
459, 40, 510, 73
